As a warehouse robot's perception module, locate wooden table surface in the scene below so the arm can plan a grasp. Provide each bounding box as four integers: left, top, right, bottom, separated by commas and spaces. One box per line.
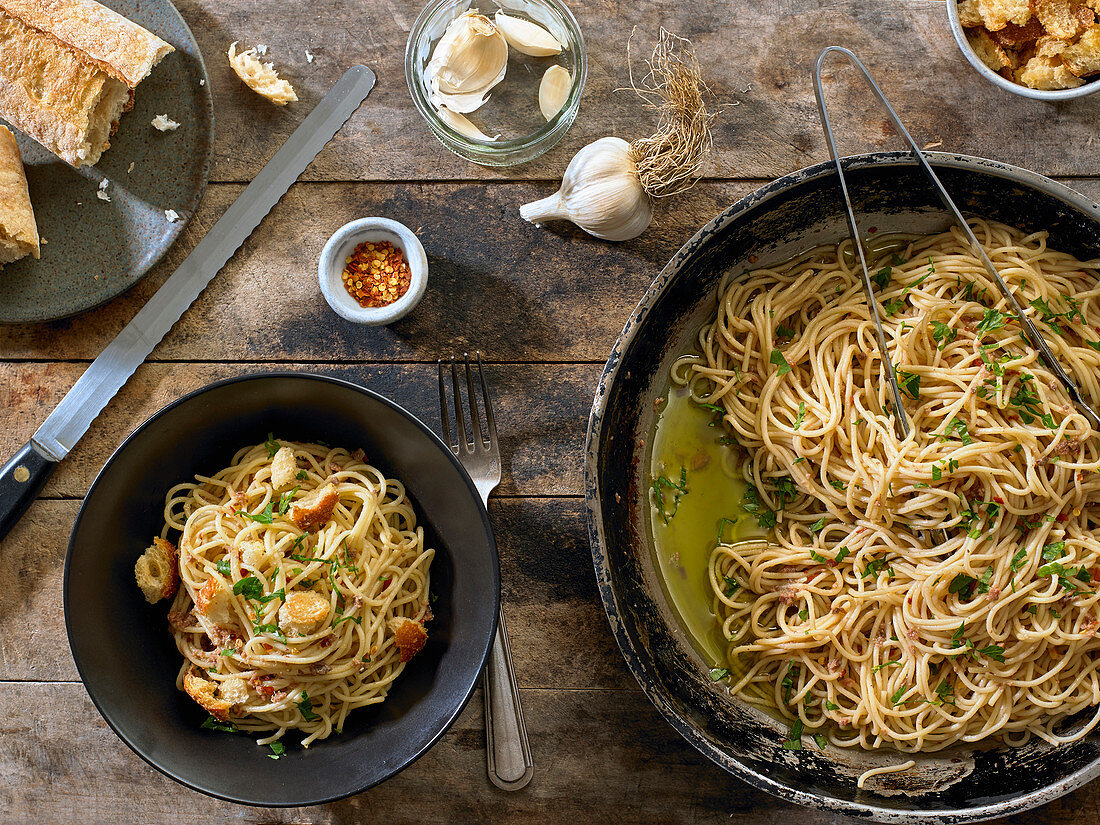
3, 0, 1100, 822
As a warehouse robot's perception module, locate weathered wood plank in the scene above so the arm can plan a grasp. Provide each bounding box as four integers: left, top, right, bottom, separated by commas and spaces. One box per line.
0, 361, 595, 499
0, 179, 751, 362
7, 177, 1100, 363
3, 680, 1100, 824
0, 498, 630, 690
171, 0, 1100, 183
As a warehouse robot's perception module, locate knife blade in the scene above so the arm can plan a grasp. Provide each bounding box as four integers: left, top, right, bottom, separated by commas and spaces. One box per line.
0, 65, 376, 542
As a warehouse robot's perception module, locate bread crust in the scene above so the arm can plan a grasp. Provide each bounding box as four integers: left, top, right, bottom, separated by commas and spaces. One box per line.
0, 0, 172, 87
0, 0, 172, 166
0, 125, 38, 263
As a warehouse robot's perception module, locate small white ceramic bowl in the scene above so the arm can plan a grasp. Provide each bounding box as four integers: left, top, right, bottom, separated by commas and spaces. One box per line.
318, 217, 428, 324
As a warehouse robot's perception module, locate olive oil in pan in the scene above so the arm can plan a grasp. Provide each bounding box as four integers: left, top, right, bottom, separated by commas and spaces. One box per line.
648, 387, 760, 665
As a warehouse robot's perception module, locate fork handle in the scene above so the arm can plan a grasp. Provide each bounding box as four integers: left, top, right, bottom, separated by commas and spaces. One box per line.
484, 606, 533, 790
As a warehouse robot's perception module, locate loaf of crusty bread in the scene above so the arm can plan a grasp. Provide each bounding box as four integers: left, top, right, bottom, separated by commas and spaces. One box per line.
0, 0, 173, 167
0, 125, 39, 264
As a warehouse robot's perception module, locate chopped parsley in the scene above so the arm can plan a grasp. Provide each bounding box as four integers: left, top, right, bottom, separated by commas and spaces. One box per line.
296, 469, 308, 480
782, 718, 804, 750
297, 692, 321, 722
277, 485, 300, 516
941, 417, 974, 445
872, 266, 892, 291
216, 558, 232, 575
717, 517, 738, 545
332, 615, 362, 628
809, 516, 826, 534
237, 500, 274, 524
200, 716, 237, 733
770, 348, 793, 376
825, 700, 839, 711
794, 401, 806, 430
829, 479, 845, 491
252, 622, 287, 644
268, 741, 285, 760
931, 320, 957, 349
872, 659, 902, 674
979, 645, 1006, 663
265, 433, 280, 458
975, 307, 1008, 337
882, 297, 906, 316
722, 576, 740, 597
949, 573, 977, 598
709, 667, 731, 681
652, 467, 689, 524
896, 368, 920, 401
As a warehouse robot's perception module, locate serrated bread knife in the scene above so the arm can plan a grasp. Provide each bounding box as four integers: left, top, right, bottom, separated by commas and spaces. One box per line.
0, 65, 376, 542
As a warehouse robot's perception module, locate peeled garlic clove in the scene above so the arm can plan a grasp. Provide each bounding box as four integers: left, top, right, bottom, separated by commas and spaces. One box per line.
437, 106, 500, 141
519, 137, 653, 242
427, 12, 508, 114
538, 65, 571, 121
493, 10, 562, 56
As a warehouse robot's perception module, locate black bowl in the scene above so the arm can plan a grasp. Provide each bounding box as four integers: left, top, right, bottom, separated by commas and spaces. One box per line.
585, 152, 1100, 822
65, 373, 499, 806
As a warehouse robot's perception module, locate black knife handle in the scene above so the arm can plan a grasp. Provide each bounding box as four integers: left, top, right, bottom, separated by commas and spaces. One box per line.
0, 441, 58, 543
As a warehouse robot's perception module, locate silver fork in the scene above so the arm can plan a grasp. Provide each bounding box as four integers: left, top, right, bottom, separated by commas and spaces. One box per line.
438, 352, 534, 791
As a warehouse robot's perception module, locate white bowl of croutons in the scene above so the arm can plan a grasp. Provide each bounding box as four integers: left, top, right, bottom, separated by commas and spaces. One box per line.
949, 0, 1100, 100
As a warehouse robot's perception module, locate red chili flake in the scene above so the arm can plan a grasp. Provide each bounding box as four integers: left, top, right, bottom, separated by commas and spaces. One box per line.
341, 240, 412, 308
1057, 512, 1069, 522
748, 254, 758, 263
868, 226, 878, 233
993, 496, 1004, 504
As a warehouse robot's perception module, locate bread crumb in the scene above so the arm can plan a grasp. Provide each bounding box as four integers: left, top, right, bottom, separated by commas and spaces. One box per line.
200, 78, 206, 86
228, 42, 298, 106
256, 43, 268, 54
151, 114, 180, 131
127, 162, 135, 173
306, 49, 314, 63
165, 209, 180, 222
97, 179, 111, 202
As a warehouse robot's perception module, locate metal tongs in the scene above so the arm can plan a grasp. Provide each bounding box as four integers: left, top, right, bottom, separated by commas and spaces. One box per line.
812, 46, 1100, 435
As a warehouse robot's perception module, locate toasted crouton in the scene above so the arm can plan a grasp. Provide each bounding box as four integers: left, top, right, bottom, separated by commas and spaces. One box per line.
968, 27, 1014, 69
277, 591, 330, 637
135, 537, 179, 603
1037, 0, 1089, 38
184, 670, 234, 720
1036, 33, 1071, 55
239, 540, 268, 570
978, 0, 1033, 29
218, 675, 251, 706
290, 483, 338, 532
988, 16, 1046, 45
388, 616, 428, 662
1062, 24, 1100, 74
228, 42, 298, 105
959, 0, 985, 26
196, 576, 235, 626
270, 446, 298, 492
1016, 53, 1086, 86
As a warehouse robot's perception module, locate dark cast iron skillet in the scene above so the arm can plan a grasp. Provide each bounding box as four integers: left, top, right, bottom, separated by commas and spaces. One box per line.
584, 152, 1100, 822
65, 373, 499, 806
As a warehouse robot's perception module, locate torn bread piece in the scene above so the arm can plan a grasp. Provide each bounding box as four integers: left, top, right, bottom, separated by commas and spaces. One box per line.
959, 0, 985, 26
228, 42, 298, 105
1037, 0, 1090, 38
968, 27, 1014, 70
134, 537, 179, 603
1062, 24, 1100, 75
977, 0, 1034, 30
0, 0, 173, 166
1015, 53, 1086, 87
0, 126, 39, 264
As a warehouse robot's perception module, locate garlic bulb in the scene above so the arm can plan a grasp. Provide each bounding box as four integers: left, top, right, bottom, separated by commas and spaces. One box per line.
519, 137, 653, 242
437, 106, 500, 141
426, 12, 508, 114
493, 10, 562, 56
538, 65, 571, 121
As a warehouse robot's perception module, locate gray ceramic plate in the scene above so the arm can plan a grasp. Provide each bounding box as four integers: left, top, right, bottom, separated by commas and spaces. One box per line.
0, 0, 214, 323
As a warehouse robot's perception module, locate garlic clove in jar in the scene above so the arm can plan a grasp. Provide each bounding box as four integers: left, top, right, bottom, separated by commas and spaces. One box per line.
427, 11, 508, 114
519, 137, 653, 242
493, 10, 562, 56
436, 105, 500, 141
538, 65, 571, 121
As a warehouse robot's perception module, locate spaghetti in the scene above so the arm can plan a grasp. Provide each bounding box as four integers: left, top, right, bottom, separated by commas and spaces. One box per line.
161, 438, 434, 746
673, 219, 1100, 753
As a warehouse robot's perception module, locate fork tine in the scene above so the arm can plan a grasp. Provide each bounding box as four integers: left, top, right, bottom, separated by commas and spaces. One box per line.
464, 352, 485, 447
451, 356, 468, 450
476, 351, 498, 449
437, 359, 453, 449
